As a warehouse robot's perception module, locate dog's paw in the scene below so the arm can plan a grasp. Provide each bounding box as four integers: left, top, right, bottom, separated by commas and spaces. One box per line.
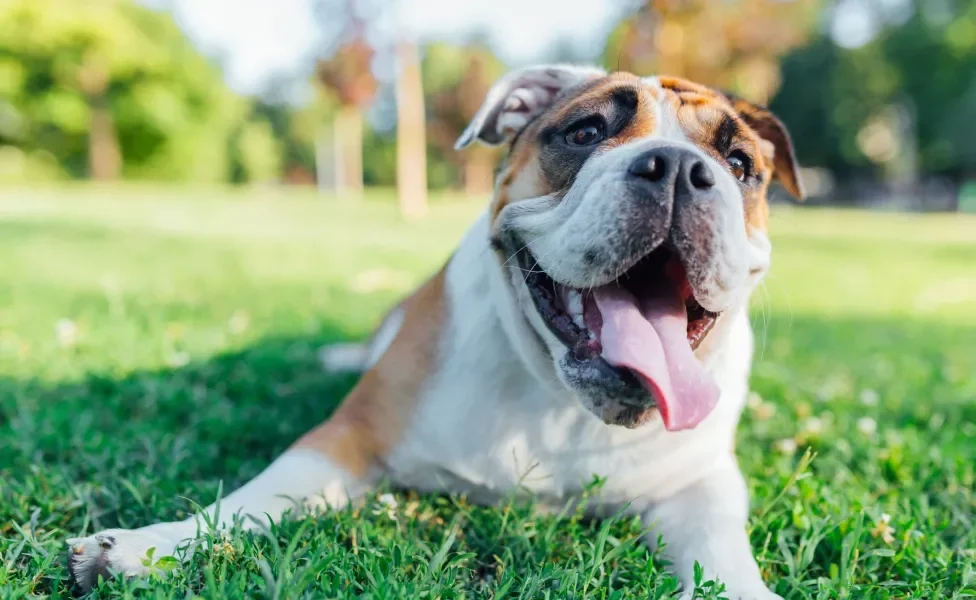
66, 528, 180, 593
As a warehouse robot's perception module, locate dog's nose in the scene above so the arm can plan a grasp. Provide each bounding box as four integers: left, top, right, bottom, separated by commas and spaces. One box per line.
628, 147, 715, 197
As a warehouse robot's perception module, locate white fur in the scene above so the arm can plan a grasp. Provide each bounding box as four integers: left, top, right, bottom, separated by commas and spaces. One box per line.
365, 306, 404, 367
319, 343, 369, 373
319, 306, 405, 373
646, 456, 783, 600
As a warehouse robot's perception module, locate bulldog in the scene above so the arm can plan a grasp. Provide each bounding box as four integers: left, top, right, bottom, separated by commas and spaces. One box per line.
67, 65, 803, 598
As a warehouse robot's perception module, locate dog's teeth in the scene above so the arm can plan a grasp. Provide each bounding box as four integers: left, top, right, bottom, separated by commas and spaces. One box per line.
566, 290, 586, 329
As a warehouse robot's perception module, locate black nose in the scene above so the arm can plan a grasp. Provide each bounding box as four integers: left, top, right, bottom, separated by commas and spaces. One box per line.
628, 147, 716, 197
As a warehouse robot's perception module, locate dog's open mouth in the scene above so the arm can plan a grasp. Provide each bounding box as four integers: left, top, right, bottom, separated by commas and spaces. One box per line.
517, 245, 722, 431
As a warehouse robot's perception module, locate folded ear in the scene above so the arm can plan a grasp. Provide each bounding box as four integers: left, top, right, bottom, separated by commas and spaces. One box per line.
726, 95, 805, 200
454, 64, 605, 150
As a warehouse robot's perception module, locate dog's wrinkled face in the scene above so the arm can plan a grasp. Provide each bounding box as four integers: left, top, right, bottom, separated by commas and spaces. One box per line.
457, 66, 803, 431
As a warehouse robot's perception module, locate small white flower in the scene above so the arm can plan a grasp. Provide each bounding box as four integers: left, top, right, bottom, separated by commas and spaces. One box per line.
55, 319, 78, 347
859, 389, 880, 406
228, 310, 250, 334
167, 351, 190, 367
870, 513, 896, 544
802, 417, 824, 435
214, 541, 235, 558
885, 430, 904, 447
795, 402, 813, 419
834, 439, 852, 454
816, 379, 843, 402
856, 417, 878, 436
372, 493, 399, 522
773, 438, 797, 455
754, 402, 776, 421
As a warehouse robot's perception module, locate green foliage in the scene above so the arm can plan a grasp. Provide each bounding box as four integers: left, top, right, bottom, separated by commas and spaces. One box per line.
363, 127, 398, 187
421, 42, 504, 96
237, 118, 284, 183
0, 188, 974, 597
0, 146, 66, 183
0, 0, 246, 182
771, 0, 976, 177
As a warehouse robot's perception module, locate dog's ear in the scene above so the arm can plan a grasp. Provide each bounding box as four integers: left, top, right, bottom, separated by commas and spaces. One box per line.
455, 65, 605, 150
725, 94, 805, 200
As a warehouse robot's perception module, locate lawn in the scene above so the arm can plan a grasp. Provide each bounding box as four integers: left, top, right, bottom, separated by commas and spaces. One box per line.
1, 186, 974, 599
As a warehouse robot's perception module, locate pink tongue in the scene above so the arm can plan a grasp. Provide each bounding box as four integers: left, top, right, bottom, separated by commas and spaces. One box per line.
593, 285, 719, 431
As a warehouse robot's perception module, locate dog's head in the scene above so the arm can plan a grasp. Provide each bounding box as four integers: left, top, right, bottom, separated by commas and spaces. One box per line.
457, 65, 803, 431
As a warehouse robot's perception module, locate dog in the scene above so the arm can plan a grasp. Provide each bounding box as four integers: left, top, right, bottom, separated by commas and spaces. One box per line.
67, 65, 803, 598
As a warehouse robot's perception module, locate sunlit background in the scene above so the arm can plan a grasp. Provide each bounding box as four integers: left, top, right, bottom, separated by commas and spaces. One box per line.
2, 0, 975, 212
2, 2, 976, 596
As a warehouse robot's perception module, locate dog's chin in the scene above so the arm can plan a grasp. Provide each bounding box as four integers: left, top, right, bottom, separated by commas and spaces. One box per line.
556, 350, 660, 428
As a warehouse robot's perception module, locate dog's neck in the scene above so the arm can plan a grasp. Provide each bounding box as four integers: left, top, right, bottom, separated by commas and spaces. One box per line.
442, 211, 565, 393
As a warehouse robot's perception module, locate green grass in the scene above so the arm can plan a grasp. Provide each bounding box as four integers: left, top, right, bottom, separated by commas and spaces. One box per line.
1, 185, 974, 599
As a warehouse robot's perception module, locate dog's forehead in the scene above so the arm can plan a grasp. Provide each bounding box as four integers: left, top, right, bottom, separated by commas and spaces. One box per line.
514, 73, 759, 161
551, 74, 734, 118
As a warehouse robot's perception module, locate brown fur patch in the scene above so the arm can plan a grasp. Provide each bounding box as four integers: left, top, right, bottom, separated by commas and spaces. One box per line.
658, 76, 720, 99
727, 97, 805, 201
657, 78, 774, 232
292, 267, 447, 478
606, 82, 657, 148
489, 73, 659, 230
743, 180, 772, 231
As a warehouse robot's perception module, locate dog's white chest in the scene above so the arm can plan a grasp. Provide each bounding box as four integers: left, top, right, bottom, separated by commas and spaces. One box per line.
386, 315, 751, 511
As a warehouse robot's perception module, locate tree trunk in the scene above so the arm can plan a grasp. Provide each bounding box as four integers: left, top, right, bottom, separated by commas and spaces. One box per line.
332, 105, 363, 198
315, 126, 335, 194
463, 150, 495, 197
395, 40, 427, 219
88, 98, 121, 181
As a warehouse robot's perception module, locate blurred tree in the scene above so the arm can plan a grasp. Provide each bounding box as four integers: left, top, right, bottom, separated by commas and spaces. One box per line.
424, 42, 505, 196
235, 117, 283, 184
314, 2, 378, 198
771, 0, 976, 181
251, 76, 333, 186
396, 40, 428, 218
0, 0, 245, 182
605, 0, 820, 103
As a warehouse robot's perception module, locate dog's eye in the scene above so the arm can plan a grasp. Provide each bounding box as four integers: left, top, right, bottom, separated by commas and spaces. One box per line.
727, 150, 751, 182
565, 122, 605, 147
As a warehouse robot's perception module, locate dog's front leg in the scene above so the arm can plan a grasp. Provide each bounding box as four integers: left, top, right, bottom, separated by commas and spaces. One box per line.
641, 456, 781, 600
66, 419, 373, 593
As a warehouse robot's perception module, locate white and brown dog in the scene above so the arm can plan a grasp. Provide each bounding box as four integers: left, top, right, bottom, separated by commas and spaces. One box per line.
67, 66, 803, 598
